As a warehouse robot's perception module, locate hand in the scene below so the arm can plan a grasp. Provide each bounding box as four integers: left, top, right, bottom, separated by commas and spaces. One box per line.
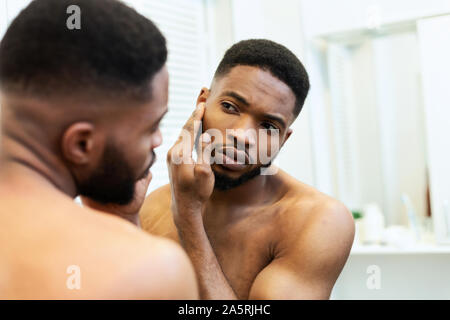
80, 172, 152, 223
167, 103, 214, 224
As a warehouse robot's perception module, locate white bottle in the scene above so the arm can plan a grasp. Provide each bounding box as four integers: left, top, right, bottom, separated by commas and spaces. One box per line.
361, 203, 385, 244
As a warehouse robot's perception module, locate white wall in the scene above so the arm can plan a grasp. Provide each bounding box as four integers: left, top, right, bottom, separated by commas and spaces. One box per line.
301, 0, 450, 37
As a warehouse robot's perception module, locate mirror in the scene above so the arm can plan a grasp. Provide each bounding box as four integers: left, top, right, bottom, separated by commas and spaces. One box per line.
314, 24, 432, 239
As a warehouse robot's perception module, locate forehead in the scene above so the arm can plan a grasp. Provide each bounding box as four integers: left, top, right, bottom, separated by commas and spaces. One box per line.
131, 66, 169, 125
213, 65, 296, 121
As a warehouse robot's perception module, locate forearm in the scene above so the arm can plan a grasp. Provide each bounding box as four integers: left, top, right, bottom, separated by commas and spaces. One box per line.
175, 215, 237, 300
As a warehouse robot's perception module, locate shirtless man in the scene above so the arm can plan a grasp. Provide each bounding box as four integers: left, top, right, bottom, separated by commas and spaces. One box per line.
139, 40, 355, 299
0, 0, 197, 299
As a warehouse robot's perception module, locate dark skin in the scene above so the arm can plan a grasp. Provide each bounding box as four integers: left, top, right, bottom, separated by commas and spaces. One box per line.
140, 66, 355, 299
0, 67, 198, 299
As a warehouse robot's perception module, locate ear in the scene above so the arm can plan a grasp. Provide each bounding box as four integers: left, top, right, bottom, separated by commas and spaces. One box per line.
196, 87, 210, 107
281, 128, 293, 148
61, 122, 100, 165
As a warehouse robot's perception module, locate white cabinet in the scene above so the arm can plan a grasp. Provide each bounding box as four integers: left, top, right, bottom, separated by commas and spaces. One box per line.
417, 15, 450, 243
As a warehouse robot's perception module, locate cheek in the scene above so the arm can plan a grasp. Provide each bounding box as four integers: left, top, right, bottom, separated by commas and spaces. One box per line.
203, 104, 228, 131
203, 106, 229, 145
133, 136, 151, 163
255, 133, 283, 163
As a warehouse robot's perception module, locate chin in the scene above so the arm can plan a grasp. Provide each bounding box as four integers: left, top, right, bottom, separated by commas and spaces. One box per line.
212, 163, 250, 177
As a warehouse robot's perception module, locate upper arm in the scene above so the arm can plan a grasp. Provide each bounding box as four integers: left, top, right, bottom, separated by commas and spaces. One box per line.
248, 201, 355, 300
131, 238, 199, 300
154, 240, 199, 300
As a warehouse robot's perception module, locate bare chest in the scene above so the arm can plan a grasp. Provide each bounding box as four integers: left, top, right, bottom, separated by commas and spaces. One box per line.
150, 205, 283, 299
203, 209, 278, 299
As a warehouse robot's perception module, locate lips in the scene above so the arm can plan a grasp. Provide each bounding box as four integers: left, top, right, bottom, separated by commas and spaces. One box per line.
139, 154, 156, 179
217, 147, 249, 171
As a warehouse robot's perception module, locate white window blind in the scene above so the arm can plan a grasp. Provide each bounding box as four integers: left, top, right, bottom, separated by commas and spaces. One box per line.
0, 0, 33, 31
125, 0, 209, 193
0, 1, 8, 40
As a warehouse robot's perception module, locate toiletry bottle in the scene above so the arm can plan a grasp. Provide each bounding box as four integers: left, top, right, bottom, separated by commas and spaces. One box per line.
362, 203, 385, 244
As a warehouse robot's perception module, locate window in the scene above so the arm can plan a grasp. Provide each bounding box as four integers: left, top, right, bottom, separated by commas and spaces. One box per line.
124, 0, 210, 193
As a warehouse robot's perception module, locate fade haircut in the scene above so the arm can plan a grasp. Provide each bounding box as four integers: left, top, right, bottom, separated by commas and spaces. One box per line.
0, 0, 167, 102
214, 39, 310, 118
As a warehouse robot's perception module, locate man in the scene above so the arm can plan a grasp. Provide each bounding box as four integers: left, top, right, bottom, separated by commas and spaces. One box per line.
0, 0, 197, 299
139, 40, 355, 299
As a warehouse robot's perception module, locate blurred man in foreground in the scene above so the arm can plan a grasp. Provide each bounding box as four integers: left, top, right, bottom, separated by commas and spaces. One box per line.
0, 0, 197, 299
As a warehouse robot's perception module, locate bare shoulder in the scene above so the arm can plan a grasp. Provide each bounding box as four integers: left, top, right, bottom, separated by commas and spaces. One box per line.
273, 169, 355, 252
113, 234, 198, 299
75, 207, 197, 299
65, 204, 197, 299
140, 183, 172, 220
0, 195, 197, 299
139, 184, 179, 240
143, 184, 172, 209
249, 171, 355, 299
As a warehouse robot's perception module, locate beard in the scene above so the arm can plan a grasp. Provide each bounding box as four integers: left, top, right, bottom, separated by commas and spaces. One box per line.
212, 162, 271, 191
78, 141, 153, 205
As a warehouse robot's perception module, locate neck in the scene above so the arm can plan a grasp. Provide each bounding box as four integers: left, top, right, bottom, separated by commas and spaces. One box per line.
208, 171, 271, 207
0, 133, 78, 198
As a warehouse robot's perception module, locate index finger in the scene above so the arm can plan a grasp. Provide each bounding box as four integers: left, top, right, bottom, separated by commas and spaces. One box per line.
176, 102, 205, 153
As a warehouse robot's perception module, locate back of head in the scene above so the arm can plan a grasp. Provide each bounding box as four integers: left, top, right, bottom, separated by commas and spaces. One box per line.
0, 0, 169, 205
214, 39, 310, 118
0, 0, 167, 101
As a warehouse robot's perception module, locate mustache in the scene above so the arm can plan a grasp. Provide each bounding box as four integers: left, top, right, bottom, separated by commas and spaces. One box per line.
149, 151, 157, 167
139, 151, 156, 179
211, 144, 254, 164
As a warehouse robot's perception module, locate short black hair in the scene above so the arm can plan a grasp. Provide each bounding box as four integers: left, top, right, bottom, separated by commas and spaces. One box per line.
214, 39, 310, 118
0, 0, 167, 101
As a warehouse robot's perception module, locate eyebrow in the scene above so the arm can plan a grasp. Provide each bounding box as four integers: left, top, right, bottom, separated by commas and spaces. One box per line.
222, 91, 250, 106
222, 91, 287, 129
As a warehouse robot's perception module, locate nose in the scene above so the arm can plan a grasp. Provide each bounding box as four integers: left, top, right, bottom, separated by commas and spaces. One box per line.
227, 117, 257, 150
152, 128, 163, 150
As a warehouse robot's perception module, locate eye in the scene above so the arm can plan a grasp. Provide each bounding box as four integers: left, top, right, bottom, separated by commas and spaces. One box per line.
261, 122, 277, 130
221, 102, 239, 114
